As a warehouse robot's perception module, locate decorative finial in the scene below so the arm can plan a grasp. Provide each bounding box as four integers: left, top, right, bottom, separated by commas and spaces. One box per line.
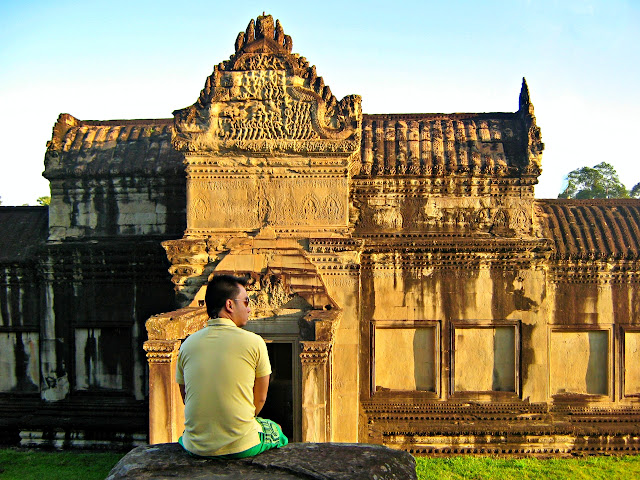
234, 15, 293, 54
519, 77, 532, 113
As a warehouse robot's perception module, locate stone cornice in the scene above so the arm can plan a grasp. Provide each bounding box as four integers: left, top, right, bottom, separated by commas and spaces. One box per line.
549, 260, 640, 284
145, 307, 209, 341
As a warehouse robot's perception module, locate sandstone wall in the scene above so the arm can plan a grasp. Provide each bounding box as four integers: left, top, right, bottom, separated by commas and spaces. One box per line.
47, 177, 185, 240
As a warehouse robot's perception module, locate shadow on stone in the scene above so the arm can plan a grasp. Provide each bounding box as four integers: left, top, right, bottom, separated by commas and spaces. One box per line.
106, 442, 417, 479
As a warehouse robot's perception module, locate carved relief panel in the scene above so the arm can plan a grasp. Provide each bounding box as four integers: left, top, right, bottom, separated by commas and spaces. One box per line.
354, 189, 534, 236
187, 173, 348, 232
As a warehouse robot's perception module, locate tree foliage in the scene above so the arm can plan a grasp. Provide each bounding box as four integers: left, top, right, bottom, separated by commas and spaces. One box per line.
631, 182, 640, 199
558, 162, 633, 199
36, 196, 51, 206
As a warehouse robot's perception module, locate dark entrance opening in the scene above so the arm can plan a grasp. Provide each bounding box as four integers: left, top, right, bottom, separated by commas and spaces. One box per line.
261, 342, 294, 441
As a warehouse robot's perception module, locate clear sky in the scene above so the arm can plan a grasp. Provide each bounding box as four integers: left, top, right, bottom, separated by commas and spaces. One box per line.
1, 0, 638, 205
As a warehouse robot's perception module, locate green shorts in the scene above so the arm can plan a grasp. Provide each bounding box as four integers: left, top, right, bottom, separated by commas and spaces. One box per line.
178, 417, 288, 459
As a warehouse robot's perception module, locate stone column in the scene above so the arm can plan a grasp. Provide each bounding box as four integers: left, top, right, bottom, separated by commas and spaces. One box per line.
300, 341, 331, 442
40, 266, 70, 402
144, 339, 184, 444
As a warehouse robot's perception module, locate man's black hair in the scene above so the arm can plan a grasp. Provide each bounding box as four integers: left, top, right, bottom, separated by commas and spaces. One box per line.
205, 275, 248, 318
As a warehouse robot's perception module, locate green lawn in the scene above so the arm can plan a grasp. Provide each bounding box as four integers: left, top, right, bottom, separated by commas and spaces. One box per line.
0, 449, 124, 480
414, 455, 640, 480
1, 448, 640, 479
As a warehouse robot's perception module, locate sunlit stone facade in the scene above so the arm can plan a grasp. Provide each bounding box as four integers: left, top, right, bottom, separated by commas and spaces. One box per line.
1, 14, 639, 453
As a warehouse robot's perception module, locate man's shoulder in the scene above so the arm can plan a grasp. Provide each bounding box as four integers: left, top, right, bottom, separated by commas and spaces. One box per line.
179, 327, 208, 349
235, 327, 266, 345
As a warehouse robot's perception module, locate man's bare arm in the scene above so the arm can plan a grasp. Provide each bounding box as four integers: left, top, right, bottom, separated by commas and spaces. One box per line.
179, 383, 186, 404
253, 375, 270, 416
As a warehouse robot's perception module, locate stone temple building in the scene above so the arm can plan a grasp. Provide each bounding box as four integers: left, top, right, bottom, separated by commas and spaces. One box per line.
2, 14, 640, 453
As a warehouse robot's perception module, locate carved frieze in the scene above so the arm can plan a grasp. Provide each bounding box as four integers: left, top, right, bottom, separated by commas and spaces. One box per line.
353, 189, 533, 236
186, 176, 348, 231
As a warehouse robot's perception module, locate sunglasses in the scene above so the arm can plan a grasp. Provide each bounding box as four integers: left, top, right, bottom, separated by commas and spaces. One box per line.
232, 298, 250, 306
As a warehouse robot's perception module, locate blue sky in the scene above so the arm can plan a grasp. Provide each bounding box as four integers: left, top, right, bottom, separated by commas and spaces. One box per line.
1, 0, 638, 204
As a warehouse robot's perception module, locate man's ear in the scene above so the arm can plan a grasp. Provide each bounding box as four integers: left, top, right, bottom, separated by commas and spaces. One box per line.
225, 298, 234, 312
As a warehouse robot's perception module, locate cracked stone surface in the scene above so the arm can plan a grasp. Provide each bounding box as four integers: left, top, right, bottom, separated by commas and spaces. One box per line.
105, 442, 417, 480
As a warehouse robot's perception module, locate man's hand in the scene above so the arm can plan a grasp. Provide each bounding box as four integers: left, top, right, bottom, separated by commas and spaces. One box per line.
253, 375, 269, 416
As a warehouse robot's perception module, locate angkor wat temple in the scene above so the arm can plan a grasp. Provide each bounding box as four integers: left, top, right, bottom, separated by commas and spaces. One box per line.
1, 15, 639, 454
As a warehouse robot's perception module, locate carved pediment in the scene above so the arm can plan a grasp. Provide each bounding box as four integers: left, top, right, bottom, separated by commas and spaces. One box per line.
173, 14, 361, 156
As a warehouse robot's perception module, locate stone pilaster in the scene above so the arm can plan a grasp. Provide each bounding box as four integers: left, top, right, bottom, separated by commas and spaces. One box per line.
143, 339, 184, 444
300, 341, 332, 442
144, 307, 209, 444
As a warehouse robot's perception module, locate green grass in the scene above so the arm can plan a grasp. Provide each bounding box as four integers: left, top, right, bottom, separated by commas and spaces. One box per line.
0, 448, 124, 480
1, 448, 639, 479
414, 455, 640, 480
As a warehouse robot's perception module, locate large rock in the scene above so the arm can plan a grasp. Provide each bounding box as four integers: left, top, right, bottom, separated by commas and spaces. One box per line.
106, 442, 417, 479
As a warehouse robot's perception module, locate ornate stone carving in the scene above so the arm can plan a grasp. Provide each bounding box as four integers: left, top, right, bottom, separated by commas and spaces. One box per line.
143, 340, 182, 364
373, 207, 403, 230
492, 209, 509, 229
162, 238, 225, 304
301, 193, 321, 220
519, 77, 544, 171
246, 274, 295, 318
324, 194, 343, 222
173, 15, 361, 156
300, 341, 331, 364
188, 195, 211, 221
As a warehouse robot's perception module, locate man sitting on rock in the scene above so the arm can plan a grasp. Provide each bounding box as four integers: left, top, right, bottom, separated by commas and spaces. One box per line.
176, 274, 288, 458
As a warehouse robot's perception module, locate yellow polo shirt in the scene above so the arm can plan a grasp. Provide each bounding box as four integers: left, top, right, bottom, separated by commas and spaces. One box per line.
176, 317, 271, 456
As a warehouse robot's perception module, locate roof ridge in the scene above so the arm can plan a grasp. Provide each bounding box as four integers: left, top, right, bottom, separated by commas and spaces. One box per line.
80, 118, 173, 126
363, 112, 516, 119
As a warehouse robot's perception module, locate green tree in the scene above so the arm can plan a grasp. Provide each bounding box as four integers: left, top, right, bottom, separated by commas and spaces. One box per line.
558, 162, 631, 199
631, 183, 640, 199
36, 196, 51, 206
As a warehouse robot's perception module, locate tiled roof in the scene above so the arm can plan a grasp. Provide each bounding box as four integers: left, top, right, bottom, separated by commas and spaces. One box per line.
0, 207, 48, 263
536, 199, 640, 260
43, 114, 184, 179
358, 113, 530, 177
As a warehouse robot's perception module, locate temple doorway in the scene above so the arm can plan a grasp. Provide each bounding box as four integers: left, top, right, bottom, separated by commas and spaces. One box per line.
244, 324, 302, 442
261, 342, 295, 441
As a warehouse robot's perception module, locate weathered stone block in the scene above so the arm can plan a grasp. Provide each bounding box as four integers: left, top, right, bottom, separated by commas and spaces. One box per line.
454, 326, 516, 392
550, 330, 609, 396
106, 442, 417, 480
625, 331, 640, 396
375, 327, 436, 391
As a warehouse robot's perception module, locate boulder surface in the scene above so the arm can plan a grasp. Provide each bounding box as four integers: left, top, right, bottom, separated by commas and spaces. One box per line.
106, 442, 417, 479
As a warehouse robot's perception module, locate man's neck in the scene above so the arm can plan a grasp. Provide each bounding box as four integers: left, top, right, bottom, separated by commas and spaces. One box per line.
216, 312, 241, 327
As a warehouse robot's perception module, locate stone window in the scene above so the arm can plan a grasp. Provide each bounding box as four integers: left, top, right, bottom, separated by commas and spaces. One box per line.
623, 328, 640, 397
74, 327, 131, 391
372, 321, 439, 393
549, 328, 610, 397
0, 332, 39, 393
451, 322, 518, 394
